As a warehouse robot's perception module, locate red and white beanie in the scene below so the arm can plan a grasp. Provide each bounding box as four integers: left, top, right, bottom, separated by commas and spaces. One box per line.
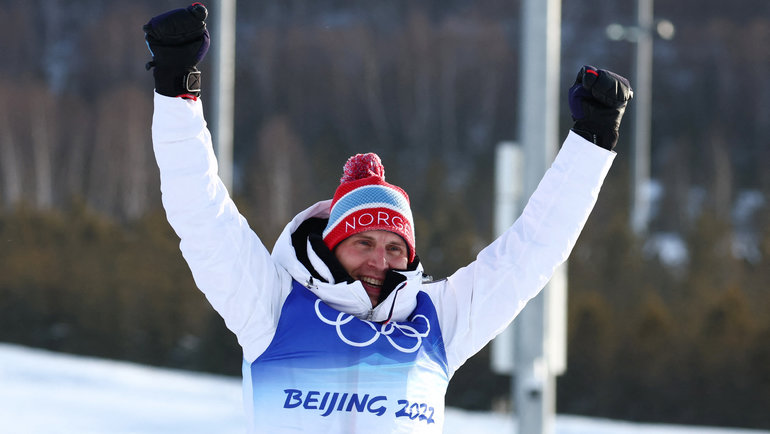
323, 153, 416, 262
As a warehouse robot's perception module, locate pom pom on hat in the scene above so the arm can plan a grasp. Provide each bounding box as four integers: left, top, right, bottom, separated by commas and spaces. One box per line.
340, 153, 385, 183
323, 153, 416, 262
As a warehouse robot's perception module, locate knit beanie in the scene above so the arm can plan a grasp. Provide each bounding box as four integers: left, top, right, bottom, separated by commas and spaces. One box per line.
323, 153, 416, 263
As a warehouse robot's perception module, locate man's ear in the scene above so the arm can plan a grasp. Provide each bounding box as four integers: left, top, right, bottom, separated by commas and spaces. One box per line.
309, 232, 355, 284
406, 255, 420, 271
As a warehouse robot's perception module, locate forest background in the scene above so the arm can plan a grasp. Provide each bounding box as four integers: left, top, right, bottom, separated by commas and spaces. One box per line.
1, 0, 769, 429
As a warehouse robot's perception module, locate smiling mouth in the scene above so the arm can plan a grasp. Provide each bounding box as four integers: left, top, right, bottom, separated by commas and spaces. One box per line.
360, 276, 383, 287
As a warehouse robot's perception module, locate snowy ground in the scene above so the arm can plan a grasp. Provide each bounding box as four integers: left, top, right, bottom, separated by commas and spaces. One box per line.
1, 343, 767, 434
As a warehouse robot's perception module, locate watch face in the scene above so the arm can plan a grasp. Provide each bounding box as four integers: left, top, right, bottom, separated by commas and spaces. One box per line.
185, 71, 201, 92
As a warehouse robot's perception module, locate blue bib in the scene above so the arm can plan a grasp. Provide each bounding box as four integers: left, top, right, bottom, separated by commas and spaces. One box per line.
243, 280, 449, 433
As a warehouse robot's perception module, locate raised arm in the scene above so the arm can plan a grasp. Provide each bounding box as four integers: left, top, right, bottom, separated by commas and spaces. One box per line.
145, 4, 290, 362
430, 66, 633, 373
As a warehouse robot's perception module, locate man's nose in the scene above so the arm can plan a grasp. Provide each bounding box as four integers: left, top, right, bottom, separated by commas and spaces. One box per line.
366, 246, 388, 269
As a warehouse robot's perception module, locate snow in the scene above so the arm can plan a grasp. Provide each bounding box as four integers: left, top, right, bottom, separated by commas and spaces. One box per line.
644, 232, 689, 267
732, 190, 765, 225
1, 343, 768, 434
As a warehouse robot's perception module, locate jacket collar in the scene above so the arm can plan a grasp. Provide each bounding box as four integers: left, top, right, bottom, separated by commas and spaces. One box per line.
271, 200, 424, 323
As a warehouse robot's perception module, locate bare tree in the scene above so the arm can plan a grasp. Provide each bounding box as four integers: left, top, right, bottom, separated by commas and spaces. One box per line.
397, 10, 436, 159
88, 87, 155, 220
438, 21, 459, 157
357, 26, 394, 149
708, 132, 733, 222
0, 82, 57, 210
28, 86, 56, 209
58, 94, 93, 205
247, 115, 310, 236
0, 83, 23, 208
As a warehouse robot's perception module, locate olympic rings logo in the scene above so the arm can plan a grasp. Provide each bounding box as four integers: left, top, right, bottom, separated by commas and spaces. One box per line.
314, 300, 430, 353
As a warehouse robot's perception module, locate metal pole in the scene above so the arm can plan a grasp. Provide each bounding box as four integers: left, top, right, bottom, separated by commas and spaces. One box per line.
631, 0, 653, 234
211, 0, 236, 191
490, 142, 523, 376
514, 0, 561, 432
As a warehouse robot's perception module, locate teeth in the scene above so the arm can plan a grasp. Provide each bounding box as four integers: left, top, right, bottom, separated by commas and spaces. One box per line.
360, 276, 383, 287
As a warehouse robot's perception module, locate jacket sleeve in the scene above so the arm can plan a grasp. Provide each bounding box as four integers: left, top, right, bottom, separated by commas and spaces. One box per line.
151, 93, 291, 362
426, 131, 615, 375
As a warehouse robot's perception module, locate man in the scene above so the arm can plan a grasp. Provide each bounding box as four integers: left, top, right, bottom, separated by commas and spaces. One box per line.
145, 4, 632, 433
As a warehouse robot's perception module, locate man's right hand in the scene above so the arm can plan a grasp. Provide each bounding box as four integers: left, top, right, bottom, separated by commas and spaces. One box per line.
144, 3, 210, 99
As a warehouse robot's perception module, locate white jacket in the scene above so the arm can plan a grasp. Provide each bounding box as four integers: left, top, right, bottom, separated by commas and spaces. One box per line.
152, 93, 615, 432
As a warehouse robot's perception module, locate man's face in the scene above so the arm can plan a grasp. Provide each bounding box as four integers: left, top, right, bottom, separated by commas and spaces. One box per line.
334, 230, 409, 307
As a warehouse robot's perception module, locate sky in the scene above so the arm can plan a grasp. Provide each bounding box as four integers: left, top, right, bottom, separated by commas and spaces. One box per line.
1, 343, 768, 434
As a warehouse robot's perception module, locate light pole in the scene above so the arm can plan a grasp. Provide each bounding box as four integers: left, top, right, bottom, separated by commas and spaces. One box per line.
606, 0, 674, 235
211, 0, 237, 192
512, 0, 563, 433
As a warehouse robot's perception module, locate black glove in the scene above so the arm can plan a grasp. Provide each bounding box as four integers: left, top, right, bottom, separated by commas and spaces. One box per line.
144, 3, 210, 98
568, 65, 633, 151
